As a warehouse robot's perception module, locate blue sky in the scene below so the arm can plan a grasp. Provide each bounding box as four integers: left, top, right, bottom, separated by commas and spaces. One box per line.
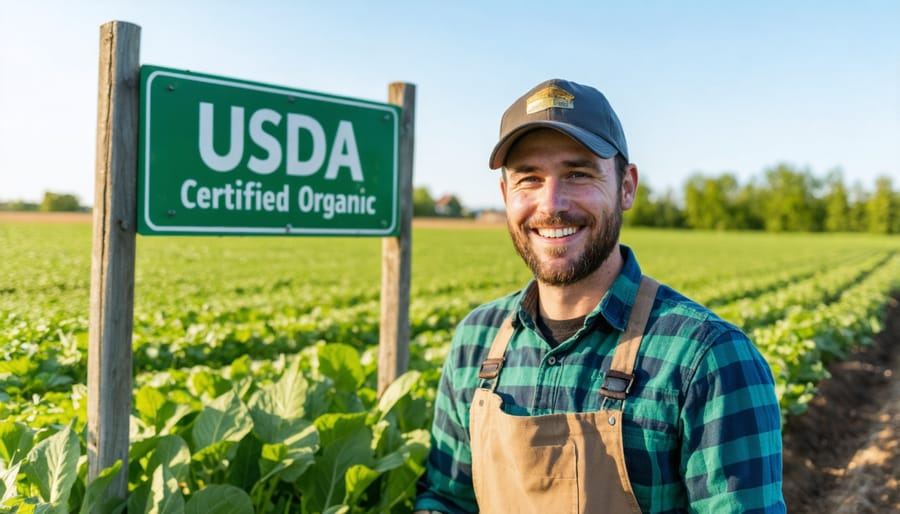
1, 1, 897, 210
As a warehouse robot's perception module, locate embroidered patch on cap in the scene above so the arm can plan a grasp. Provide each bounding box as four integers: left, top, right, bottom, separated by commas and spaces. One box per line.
525, 86, 575, 114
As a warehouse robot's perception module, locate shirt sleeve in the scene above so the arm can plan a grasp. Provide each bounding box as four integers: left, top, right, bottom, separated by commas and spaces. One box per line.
680, 328, 787, 513
414, 328, 480, 513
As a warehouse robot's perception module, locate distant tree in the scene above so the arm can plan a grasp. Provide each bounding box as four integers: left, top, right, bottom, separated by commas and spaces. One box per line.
656, 188, 687, 228
732, 181, 765, 230
413, 187, 435, 216
684, 174, 714, 229
845, 181, 869, 232
626, 184, 686, 228
625, 183, 658, 226
822, 169, 851, 232
866, 176, 895, 234
683, 173, 741, 230
1, 200, 40, 211
40, 192, 80, 212
759, 164, 822, 232
894, 191, 900, 234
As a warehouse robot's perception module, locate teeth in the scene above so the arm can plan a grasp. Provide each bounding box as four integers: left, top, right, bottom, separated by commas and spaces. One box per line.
537, 227, 577, 238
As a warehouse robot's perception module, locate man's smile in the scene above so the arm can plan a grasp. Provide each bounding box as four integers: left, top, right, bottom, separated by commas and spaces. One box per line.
534, 226, 580, 239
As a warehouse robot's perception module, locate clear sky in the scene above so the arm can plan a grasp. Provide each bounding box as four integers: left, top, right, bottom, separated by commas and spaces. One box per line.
1, 0, 897, 210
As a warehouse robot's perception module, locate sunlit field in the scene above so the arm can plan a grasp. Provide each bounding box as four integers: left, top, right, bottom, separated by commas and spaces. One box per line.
2, 218, 898, 512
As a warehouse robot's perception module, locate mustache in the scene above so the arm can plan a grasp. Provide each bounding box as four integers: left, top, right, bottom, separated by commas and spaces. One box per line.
524, 213, 591, 229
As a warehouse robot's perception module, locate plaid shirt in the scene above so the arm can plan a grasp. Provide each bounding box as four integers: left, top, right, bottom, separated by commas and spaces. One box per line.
415, 246, 785, 513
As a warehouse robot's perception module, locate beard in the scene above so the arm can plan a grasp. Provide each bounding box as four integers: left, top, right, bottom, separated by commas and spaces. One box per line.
508, 198, 623, 287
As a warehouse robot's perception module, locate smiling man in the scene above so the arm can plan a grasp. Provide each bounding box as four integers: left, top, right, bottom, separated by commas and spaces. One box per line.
414, 79, 785, 513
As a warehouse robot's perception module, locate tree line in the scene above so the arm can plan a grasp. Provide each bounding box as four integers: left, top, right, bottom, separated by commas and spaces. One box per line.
626, 163, 900, 234
0, 192, 85, 212
5, 164, 898, 233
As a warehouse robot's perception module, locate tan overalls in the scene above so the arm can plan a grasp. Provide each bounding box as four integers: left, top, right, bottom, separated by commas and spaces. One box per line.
469, 276, 659, 514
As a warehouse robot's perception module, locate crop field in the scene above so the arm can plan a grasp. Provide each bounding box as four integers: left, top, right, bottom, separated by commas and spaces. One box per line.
1, 218, 899, 513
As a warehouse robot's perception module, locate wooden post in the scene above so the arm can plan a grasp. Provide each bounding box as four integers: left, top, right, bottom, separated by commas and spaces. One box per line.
378, 82, 416, 396
87, 20, 140, 499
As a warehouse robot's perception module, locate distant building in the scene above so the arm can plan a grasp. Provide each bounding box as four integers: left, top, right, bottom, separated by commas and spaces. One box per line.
475, 209, 506, 224
434, 194, 464, 217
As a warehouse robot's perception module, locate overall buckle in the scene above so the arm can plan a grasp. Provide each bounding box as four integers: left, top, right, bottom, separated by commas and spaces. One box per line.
478, 357, 504, 379
600, 369, 634, 401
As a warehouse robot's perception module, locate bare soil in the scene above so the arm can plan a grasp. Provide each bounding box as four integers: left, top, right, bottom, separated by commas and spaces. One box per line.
0, 211, 92, 223
0, 212, 506, 228
782, 294, 900, 513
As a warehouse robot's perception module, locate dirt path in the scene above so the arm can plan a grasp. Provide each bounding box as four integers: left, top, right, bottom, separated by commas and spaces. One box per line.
0, 211, 91, 223
782, 294, 900, 512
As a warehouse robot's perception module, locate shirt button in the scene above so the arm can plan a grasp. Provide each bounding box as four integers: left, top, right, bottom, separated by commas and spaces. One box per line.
547, 356, 557, 366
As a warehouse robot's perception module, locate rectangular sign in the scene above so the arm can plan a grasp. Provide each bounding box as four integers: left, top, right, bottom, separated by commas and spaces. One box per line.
138, 65, 400, 236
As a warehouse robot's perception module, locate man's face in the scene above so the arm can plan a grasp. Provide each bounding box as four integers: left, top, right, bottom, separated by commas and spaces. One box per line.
500, 128, 635, 286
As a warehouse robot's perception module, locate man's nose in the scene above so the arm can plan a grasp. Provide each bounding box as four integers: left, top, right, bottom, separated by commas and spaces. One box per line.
536, 179, 571, 215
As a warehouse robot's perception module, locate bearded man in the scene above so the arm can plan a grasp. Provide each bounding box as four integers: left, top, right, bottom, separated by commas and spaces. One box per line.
414, 79, 785, 514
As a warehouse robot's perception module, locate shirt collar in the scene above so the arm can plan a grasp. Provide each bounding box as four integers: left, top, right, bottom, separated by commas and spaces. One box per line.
513, 244, 643, 333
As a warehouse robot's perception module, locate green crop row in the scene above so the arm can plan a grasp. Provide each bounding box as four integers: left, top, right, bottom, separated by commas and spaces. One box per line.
2, 223, 900, 512
716, 251, 892, 330
754, 253, 900, 419
1, 343, 437, 514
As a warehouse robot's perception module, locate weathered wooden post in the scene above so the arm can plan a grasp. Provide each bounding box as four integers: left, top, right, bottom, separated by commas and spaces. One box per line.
87, 20, 140, 499
378, 82, 416, 396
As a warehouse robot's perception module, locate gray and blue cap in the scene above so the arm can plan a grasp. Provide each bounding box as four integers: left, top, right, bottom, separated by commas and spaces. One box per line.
488, 78, 629, 169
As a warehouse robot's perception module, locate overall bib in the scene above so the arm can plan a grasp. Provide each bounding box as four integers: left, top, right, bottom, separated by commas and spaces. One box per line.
469, 276, 659, 514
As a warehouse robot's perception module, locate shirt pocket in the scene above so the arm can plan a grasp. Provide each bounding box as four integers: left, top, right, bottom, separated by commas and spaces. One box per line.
622, 387, 681, 487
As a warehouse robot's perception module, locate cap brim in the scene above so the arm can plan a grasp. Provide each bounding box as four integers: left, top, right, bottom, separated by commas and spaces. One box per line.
488, 121, 620, 169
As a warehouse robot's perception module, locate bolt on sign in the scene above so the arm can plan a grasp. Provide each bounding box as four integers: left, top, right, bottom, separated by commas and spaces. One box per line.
138, 65, 400, 236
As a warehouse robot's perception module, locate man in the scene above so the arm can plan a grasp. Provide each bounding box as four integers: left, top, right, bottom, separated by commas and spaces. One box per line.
414, 79, 785, 513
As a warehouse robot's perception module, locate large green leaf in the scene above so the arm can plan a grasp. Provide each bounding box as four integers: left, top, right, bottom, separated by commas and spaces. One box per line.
0, 420, 34, 466
191, 440, 234, 480
188, 369, 231, 400
127, 481, 151, 514
225, 435, 262, 490
135, 386, 192, 436
192, 390, 253, 450
184, 484, 253, 514
1, 461, 21, 504
375, 429, 430, 512
298, 413, 372, 513
343, 464, 379, 506
375, 371, 429, 432
146, 465, 184, 514
248, 360, 309, 445
146, 435, 191, 484
316, 344, 366, 392
78, 460, 124, 514
375, 372, 419, 418
23, 422, 79, 505
256, 425, 317, 484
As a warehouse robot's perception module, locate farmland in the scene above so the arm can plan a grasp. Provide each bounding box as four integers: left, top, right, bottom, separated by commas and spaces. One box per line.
1, 216, 899, 512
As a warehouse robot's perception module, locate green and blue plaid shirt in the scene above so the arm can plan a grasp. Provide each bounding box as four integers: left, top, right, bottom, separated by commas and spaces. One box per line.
415, 246, 785, 513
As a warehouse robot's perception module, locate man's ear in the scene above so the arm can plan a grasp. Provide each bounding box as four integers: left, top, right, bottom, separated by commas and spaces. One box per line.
621, 163, 639, 210
500, 173, 508, 206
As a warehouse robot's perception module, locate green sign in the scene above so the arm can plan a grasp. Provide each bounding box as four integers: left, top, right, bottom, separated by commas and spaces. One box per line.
138, 65, 400, 236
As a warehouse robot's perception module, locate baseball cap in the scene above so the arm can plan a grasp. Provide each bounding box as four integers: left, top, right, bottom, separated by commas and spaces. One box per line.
488, 79, 629, 169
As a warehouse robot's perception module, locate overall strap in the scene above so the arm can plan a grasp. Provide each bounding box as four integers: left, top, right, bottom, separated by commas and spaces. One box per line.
600, 276, 660, 401
477, 315, 515, 390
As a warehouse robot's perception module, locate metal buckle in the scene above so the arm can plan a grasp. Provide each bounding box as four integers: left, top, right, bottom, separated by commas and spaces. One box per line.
477, 357, 504, 379
600, 369, 634, 401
